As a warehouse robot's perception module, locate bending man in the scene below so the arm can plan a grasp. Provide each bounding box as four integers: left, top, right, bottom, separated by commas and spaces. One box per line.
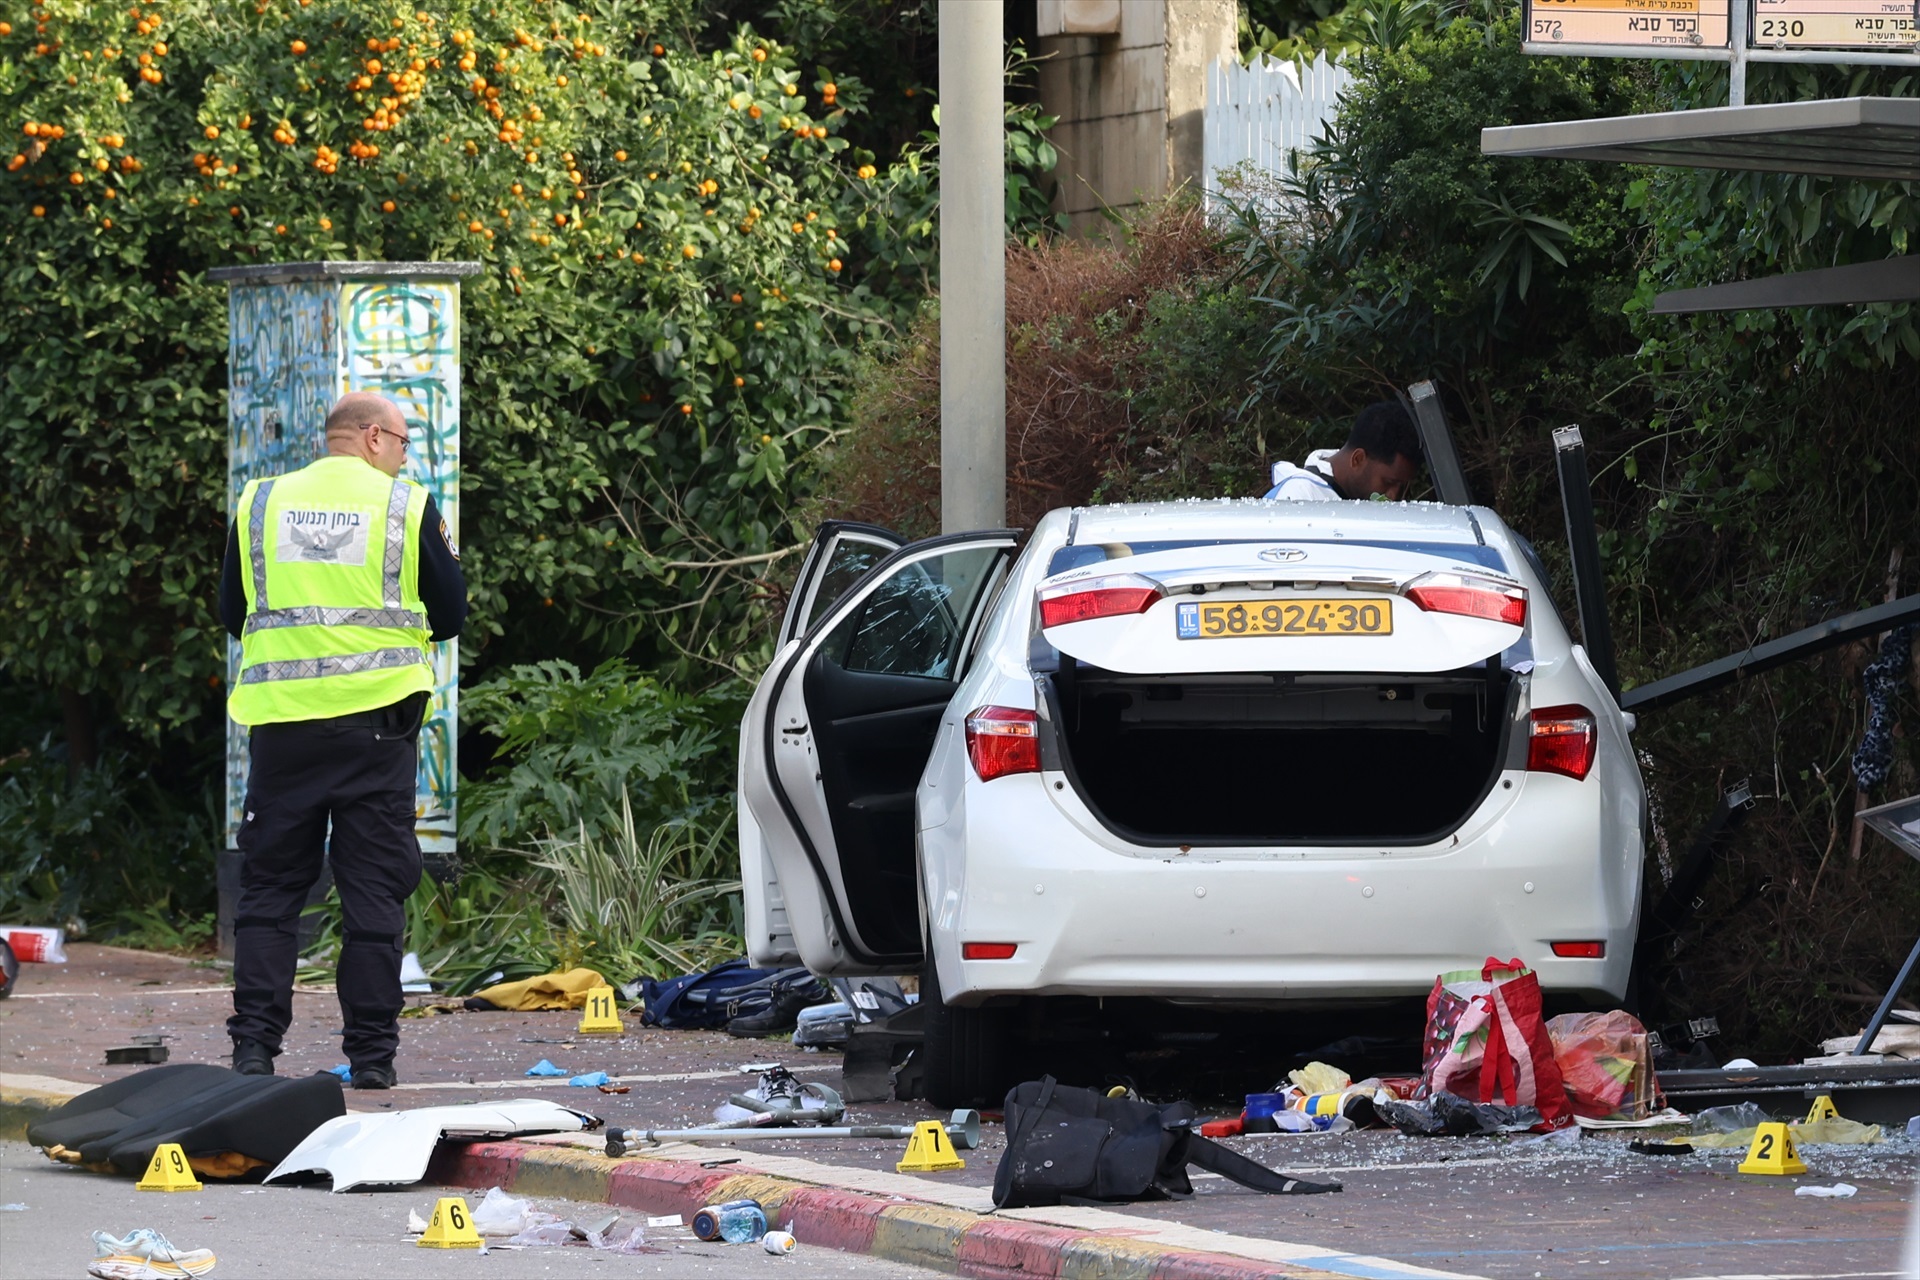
1266, 401, 1422, 502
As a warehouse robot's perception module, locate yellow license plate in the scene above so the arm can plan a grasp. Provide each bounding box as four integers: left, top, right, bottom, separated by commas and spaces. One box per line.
1175, 598, 1393, 639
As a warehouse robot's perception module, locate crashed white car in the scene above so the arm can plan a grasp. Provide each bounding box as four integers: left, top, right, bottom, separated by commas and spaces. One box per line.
739, 501, 1644, 1105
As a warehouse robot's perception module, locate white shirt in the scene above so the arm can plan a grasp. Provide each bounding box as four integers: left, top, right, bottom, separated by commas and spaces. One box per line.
1265, 449, 1342, 501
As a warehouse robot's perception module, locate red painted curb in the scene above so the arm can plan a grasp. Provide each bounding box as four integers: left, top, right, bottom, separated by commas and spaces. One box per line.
1152, 1249, 1299, 1280
429, 1139, 521, 1189
956, 1217, 1090, 1280
776, 1186, 885, 1254
604, 1155, 733, 1216
430, 1142, 1344, 1280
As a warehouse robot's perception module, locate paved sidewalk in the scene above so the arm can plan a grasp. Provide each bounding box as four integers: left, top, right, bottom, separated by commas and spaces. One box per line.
4, 945, 1916, 1279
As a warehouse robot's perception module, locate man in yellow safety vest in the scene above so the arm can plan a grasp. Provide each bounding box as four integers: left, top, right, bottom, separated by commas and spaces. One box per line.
218, 391, 466, 1088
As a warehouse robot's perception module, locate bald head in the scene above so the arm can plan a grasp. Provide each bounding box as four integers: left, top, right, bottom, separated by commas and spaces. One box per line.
325, 392, 410, 477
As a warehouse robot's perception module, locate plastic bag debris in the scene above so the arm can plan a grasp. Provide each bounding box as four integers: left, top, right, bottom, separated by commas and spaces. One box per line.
1907, 1115, 1920, 1138
1694, 1102, 1768, 1133
568, 1072, 610, 1088
1377, 1091, 1543, 1137
399, 952, 432, 994
1689, 1116, 1884, 1149
4, 926, 68, 964
407, 1208, 429, 1233
524, 1059, 568, 1077
1796, 1183, 1859, 1198
1287, 1061, 1352, 1095
1547, 1010, 1664, 1121
470, 1186, 536, 1237
0, 1203, 25, 1211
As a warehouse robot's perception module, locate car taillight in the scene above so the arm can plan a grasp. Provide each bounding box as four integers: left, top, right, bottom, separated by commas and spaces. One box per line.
1528, 704, 1597, 781
962, 942, 1018, 960
1550, 941, 1606, 958
1037, 573, 1163, 628
965, 705, 1040, 782
1405, 571, 1527, 627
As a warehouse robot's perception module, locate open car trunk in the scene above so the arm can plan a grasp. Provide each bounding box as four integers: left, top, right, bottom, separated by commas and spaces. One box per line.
1047, 667, 1516, 846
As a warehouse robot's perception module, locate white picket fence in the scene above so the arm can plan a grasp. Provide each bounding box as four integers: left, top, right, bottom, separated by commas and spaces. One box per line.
1202, 52, 1354, 206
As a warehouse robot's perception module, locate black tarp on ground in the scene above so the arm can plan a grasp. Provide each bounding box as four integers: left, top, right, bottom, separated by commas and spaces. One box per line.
26, 1063, 344, 1176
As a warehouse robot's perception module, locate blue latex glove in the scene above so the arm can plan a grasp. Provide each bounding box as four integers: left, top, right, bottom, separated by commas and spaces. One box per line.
525, 1058, 568, 1077
569, 1071, 611, 1087
325, 1064, 351, 1081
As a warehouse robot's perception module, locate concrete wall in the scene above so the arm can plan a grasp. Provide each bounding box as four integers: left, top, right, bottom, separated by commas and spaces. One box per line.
1035, 0, 1237, 236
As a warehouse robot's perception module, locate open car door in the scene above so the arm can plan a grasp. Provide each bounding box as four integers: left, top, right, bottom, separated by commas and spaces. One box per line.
740, 531, 1019, 974
742, 521, 904, 967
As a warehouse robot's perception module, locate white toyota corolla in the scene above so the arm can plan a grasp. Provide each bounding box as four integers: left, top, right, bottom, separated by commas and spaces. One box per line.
739, 500, 1644, 1105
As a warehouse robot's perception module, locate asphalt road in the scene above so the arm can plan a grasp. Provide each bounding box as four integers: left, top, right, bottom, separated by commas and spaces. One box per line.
0, 1141, 944, 1280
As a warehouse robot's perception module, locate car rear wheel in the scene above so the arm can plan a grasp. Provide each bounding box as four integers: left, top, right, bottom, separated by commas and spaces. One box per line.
920, 953, 1010, 1109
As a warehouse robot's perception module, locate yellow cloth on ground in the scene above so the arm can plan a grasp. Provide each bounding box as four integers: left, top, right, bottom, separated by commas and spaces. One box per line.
1688, 1116, 1883, 1149
471, 968, 608, 1011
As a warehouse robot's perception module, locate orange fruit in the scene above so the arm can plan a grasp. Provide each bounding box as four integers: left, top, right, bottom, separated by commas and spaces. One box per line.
752, 47, 766, 61
730, 292, 743, 303
382, 199, 396, 212
679, 403, 692, 415
275, 223, 287, 234
319, 216, 332, 230
651, 43, 664, 55
828, 258, 842, 272
734, 376, 745, 387
204, 125, 220, 140
614, 150, 626, 162
290, 39, 306, 53
69, 171, 83, 184
31, 205, 44, 216
822, 82, 836, 95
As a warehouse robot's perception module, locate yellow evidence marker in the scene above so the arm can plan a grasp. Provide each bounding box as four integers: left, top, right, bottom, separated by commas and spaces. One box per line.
136, 1143, 203, 1192
1738, 1122, 1809, 1176
1805, 1094, 1842, 1123
577, 984, 624, 1034
418, 1196, 484, 1248
897, 1120, 966, 1173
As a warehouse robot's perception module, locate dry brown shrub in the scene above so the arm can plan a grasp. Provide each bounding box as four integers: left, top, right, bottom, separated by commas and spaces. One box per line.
811, 203, 1227, 538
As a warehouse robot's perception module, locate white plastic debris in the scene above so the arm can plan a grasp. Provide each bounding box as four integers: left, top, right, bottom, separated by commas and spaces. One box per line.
470, 1186, 536, 1237
3, 926, 67, 963
0, 1203, 25, 1211
1795, 1183, 1859, 1198
646, 1214, 684, 1228
406, 1208, 429, 1234
398, 951, 432, 993
267, 1099, 595, 1192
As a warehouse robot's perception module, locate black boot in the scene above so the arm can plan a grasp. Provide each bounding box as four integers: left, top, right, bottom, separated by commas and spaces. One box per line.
231, 1037, 275, 1076
350, 1062, 396, 1090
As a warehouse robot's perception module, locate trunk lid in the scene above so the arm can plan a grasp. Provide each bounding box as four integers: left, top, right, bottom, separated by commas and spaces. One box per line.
1039, 540, 1526, 675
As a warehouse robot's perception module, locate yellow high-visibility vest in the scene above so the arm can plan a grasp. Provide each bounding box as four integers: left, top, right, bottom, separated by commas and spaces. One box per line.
228, 455, 432, 726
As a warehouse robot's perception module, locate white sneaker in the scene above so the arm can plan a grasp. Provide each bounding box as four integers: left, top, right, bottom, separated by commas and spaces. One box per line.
88, 1229, 218, 1279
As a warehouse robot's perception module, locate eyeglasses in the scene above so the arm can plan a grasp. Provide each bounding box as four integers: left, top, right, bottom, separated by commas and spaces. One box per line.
359, 422, 412, 449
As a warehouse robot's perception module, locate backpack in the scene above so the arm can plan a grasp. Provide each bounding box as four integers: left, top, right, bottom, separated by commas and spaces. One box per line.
992, 1077, 1342, 1208
638, 959, 812, 1030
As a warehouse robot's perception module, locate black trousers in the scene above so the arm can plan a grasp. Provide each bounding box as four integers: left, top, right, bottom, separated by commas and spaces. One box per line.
227, 695, 426, 1068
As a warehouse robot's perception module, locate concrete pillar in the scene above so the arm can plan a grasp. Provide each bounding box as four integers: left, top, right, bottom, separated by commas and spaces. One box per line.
939, 0, 1008, 533
1036, 0, 1237, 236
208, 260, 479, 955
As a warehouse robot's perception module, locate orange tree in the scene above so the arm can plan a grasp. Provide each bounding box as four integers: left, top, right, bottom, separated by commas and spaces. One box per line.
2, 0, 924, 751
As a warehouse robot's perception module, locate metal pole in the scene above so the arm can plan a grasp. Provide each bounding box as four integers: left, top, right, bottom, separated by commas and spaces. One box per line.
1728, 0, 1750, 106
1552, 425, 1621, 699
1406, 381, 1473, 506
1853, 934, 1920, 1057
938, 0, 1006, 534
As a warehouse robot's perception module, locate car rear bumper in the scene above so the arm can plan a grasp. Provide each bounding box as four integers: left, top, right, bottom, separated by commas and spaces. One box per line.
923, 768, 1639, 1006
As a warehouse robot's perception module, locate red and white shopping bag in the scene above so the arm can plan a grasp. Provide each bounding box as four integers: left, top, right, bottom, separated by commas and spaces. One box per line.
1417, 957, 1572, 1130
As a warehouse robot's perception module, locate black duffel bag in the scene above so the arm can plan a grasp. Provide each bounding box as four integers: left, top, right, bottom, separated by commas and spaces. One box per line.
992, 1076, 1342, 1208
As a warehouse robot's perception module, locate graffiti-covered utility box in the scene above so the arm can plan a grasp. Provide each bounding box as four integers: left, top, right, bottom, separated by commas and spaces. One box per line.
208, 262, 480, 923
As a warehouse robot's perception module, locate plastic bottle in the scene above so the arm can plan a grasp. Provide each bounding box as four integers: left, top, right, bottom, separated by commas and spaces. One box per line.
763, 1230, 796, 1255
716, 1203, 768, 1244
691, 1199, 761, 1241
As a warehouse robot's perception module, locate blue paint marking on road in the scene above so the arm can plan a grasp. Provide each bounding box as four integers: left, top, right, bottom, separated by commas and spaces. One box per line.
1294, 1258, 1457, 1279
1377, 1235, 1899, 1259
